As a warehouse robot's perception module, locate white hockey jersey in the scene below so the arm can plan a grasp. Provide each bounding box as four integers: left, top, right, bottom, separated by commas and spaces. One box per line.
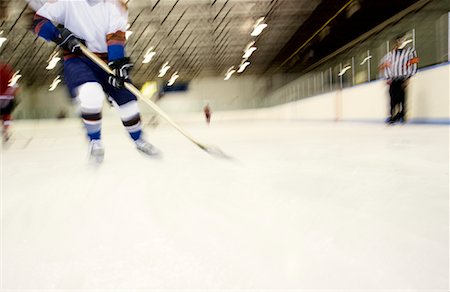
36, 0, 128, 54
27, 0, 49, 12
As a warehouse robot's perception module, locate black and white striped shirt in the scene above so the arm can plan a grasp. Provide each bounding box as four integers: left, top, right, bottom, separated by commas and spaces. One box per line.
381, 47, 419, 80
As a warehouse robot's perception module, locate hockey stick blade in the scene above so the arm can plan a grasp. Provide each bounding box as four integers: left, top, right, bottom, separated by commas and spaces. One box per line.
196, 143, 232, 159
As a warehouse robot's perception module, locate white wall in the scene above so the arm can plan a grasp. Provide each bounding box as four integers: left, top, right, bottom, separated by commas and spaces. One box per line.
13, 75, 270, 119
341, 81, 387, 120
255, 63, 450, 123
409, 65, 450, 120
156, 75, 269, 114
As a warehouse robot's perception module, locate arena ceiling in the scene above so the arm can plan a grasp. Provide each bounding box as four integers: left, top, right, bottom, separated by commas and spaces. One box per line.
0, 0, 320, 86
0, 0, 422, 87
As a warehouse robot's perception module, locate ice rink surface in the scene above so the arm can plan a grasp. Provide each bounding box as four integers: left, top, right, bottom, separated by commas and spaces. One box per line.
1, 117, 449, 291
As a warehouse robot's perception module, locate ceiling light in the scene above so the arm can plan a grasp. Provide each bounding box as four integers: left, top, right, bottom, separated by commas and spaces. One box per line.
238, 61, 250, 73
142, 47, 156, 64
158, 62, 171, 77
224, 72, 235, 80
255, 17, 265, 26
338, 65, 351, 77
0, 37, 7, 48
224, 66, 236, 81
243, 47, 257, 59
167, 72, 179, 86
125, 24, 133, 39
244, 41, 255, 52
318, 26, 331, 41
125, 30, 133, 39
360, 56, 372, 65
346, 1, 361, 18
49, 75, 61, 91
46, 54, 61, 70
251, 17, 268, 36
251, 23, 267, 37
8, 70, 22, 87
0, 31, 6, 48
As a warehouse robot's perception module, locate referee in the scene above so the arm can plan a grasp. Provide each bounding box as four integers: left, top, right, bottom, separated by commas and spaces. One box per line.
380, 34, 419, 124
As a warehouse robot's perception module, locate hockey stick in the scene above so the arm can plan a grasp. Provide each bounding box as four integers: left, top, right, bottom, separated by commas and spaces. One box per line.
79, 44, 231, 159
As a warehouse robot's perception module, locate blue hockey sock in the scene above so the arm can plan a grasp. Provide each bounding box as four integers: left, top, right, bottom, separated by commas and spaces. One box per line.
129, 129, 142, 141
87, 130, 101, 141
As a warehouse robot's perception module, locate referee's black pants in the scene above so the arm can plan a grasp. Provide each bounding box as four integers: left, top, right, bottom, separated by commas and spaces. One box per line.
389, 78, 406, 121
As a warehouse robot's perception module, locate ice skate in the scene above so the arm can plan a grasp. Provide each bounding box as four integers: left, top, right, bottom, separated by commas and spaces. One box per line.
89, 139, 104, 163
396, 115, 406, 124
135, 139, 160, 156
385, 116, 396, 125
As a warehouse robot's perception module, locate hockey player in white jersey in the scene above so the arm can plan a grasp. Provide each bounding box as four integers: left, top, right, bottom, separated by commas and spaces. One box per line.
32, 0, 158, 162
27, 0, 48, 11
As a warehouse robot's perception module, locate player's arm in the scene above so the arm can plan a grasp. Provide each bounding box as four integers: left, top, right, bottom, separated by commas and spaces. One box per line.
106, 2, 133, 89
378, 53, 392, 83
32, 14, 60, 42
32, 2, 81, 54
407, 49, 419, 66
378, 54, 390, 71
407, 49, 419, 77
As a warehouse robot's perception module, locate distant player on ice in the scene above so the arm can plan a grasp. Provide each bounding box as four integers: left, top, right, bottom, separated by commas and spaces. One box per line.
31, 0, 158, 162
203, 102, 211, 124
